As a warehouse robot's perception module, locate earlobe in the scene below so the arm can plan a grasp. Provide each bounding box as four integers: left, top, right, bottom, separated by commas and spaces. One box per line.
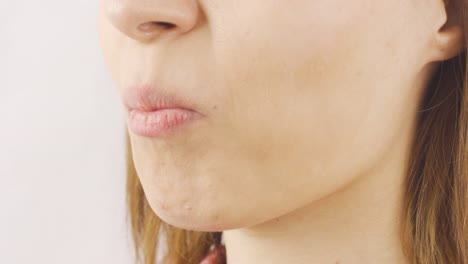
430, 24, 465, 62
428, 0, 466, 62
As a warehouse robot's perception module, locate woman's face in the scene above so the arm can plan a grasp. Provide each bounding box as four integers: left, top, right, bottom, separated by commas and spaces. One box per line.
99, 0, 440, 230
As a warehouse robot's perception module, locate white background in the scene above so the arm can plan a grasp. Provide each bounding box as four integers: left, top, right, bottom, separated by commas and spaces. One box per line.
0, 0, 134, 263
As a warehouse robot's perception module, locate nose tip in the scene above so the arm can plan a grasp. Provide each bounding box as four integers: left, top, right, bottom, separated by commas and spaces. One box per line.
105, 0, 200, 42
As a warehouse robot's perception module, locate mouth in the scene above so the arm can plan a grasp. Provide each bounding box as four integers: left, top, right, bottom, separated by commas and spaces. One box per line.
127, 108, 202, 138
122, 83, 204, 138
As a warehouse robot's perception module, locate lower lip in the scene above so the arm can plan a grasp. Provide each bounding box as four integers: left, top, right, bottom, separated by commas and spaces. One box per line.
127, 108, 202, 138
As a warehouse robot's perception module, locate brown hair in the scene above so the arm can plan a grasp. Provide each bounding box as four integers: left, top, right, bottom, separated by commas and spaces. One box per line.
125, 2, 468, 263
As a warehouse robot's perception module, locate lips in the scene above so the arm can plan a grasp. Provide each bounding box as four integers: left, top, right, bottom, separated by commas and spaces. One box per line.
122, 83, 204, 138
122, 83, 201, 113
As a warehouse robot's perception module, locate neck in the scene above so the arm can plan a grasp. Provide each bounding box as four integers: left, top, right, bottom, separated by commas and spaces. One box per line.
223, 125, 413, 264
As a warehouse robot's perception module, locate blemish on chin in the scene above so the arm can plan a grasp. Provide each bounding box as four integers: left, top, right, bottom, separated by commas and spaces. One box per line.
158, 199, 167, 211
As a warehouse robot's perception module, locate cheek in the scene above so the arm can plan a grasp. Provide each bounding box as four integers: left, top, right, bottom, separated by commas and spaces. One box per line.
212, 11, 364, 146
209, 1, 415, 198
209, 0, 374, 123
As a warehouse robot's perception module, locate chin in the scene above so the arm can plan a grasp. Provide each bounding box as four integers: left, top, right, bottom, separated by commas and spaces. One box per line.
156, 212, 232, 232
146, 196, 242, 232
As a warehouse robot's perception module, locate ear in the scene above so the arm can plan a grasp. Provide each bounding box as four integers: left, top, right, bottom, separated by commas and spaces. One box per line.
428, 0, 465, 62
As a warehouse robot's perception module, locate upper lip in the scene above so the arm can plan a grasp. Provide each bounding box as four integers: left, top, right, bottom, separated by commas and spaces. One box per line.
122, 83, 201, 114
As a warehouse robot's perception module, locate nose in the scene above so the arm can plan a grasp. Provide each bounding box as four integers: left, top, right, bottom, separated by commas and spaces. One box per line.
103, 0, 200, 42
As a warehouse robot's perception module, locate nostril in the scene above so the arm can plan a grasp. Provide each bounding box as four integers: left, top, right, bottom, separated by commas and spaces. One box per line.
155, 21, 175, 29
138, 21, 176, 32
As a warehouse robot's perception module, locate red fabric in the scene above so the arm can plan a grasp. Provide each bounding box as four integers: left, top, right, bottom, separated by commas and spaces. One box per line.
199, 244, 226, 264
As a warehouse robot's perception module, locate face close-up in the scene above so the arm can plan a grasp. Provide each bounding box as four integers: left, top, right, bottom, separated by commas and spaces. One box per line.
98, 0, 444, 232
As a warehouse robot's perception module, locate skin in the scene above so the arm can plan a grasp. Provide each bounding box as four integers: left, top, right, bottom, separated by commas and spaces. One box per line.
98, 0, 464, 263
